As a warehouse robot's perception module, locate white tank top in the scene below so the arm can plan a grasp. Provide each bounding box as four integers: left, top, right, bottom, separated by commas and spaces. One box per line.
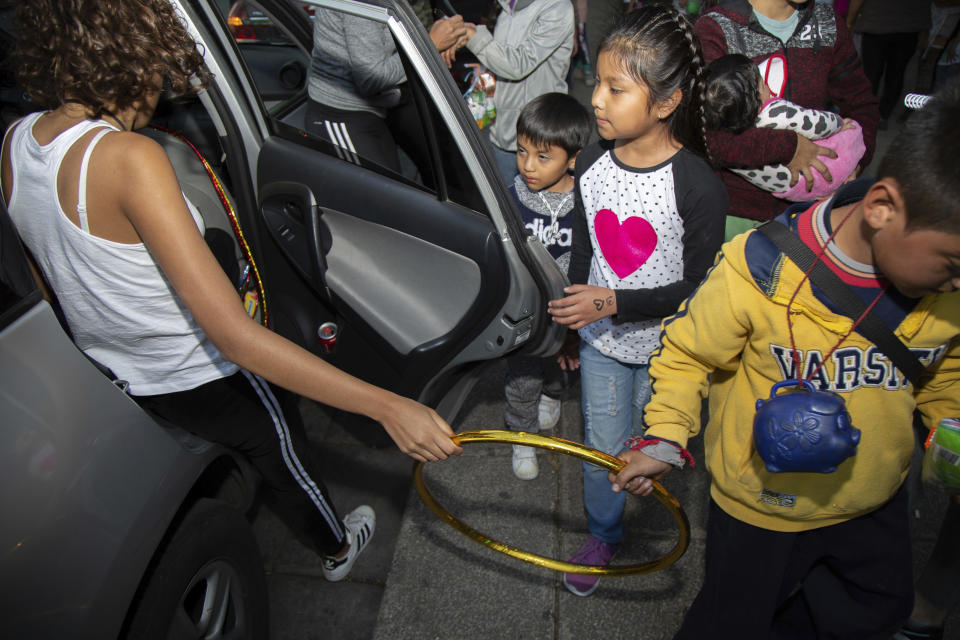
5, 112, 237, 395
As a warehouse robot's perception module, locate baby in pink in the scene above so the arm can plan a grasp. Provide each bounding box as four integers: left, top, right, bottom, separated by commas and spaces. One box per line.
704, 53, 865, 201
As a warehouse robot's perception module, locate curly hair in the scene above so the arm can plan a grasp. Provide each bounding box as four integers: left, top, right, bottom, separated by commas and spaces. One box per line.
15, 0, 209, 114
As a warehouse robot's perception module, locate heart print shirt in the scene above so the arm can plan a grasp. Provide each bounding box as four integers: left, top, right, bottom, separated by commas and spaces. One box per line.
567, 141, 727, 364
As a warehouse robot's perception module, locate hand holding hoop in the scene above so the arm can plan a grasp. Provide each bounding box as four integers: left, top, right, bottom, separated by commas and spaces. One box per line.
414, 430, 690, 576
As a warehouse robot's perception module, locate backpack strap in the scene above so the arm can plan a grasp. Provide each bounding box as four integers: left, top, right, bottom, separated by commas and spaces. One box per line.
757, 220, 924, 386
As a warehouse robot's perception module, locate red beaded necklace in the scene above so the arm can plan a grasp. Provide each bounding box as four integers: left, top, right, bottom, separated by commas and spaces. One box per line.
785, 201, 889, 382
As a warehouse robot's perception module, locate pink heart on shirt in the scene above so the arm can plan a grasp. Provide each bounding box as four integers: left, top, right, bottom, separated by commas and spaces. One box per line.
594, 208, 658, 279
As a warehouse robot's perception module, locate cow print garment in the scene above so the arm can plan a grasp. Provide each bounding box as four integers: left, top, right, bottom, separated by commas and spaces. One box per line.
733, 98, 844, 194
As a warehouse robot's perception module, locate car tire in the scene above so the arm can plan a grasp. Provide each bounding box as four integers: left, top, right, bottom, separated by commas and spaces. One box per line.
121, 498, 269, 640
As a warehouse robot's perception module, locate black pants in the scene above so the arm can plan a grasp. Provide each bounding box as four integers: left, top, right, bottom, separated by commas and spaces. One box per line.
860, 32, 919, 120
134, 370, 345, 555
675, 485, 913, 639
917, 497, 960, 612
503, 354, 568, 433
305, 99, 401, 173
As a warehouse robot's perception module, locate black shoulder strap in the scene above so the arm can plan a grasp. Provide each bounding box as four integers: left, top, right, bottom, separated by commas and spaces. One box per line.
757, 220, 924, 386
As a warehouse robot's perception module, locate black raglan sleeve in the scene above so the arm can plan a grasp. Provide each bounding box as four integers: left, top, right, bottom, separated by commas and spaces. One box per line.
615, 151, 728, 320
566, 142, 606, 286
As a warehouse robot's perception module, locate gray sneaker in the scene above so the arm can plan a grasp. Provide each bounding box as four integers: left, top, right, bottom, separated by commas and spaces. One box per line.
322, 505, 375, 582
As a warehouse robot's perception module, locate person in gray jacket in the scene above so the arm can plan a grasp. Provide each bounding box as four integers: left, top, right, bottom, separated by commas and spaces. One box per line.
462, 0, 575, 184
306, 7, 464, 172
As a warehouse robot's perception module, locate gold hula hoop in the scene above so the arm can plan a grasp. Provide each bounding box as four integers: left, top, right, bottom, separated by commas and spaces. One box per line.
414, 430, 690, 576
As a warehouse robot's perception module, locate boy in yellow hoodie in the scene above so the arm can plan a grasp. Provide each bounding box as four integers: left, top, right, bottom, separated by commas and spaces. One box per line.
608, 78, 960, 637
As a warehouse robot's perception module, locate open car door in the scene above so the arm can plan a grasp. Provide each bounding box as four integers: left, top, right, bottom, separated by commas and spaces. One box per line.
179, 0, 566, 423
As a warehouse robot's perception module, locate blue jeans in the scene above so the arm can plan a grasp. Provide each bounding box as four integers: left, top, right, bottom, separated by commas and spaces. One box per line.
579, 342, 651, 544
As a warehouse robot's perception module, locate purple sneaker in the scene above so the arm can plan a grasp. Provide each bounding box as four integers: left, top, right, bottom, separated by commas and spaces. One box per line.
562, 535, 619, 597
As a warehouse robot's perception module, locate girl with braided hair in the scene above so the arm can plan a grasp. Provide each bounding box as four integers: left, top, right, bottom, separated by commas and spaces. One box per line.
547, 4, 726, 597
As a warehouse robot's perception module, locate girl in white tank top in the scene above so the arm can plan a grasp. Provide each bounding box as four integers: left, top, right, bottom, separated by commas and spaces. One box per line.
4, 0, 463, 574
5, 111, 237, 395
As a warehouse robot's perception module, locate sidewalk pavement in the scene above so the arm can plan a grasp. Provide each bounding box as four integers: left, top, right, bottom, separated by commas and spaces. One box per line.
254, 357, 960, 639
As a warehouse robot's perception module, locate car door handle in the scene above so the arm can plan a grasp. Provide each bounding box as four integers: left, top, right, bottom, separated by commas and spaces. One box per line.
260, 181, 330, 298
307, 202, 331, 299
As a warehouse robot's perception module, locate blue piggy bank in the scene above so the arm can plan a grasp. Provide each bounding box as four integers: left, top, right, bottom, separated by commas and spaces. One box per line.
753, 380, 861, 473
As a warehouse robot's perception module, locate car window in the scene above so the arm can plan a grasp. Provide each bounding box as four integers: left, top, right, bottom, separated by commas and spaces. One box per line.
216, 0, 488, 212
228, 0, 306, 44
221, 0, 313, 106
406, 66, 487, 211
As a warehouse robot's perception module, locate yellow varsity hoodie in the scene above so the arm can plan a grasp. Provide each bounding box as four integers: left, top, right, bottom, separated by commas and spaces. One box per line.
644, 192, 960, 532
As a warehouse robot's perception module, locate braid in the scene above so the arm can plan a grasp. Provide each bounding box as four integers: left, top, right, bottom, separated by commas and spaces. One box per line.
667, 8, 710, 160
689, 31, 712, 163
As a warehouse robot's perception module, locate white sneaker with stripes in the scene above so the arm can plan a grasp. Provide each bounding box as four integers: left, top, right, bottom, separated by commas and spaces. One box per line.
322, 505, 375, 582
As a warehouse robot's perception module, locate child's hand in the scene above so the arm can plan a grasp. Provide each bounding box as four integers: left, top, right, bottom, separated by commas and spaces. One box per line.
841, 117, 857, 132
547, 284, 617, 330
556, 331, 580, 370
608, 449, 673, 496
557, 331, 580, 371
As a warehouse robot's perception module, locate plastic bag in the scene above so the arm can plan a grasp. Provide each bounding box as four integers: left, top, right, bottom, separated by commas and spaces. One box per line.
463, 65, 496, 129
922, 418, 960, 491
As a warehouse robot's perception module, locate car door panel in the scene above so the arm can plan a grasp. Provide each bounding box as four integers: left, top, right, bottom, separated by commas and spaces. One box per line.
260, 179, 483, 355
256, 134, 507, 397
322, 210, 481, 355
258, 137, 497, 260
260, 180, 324, 292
